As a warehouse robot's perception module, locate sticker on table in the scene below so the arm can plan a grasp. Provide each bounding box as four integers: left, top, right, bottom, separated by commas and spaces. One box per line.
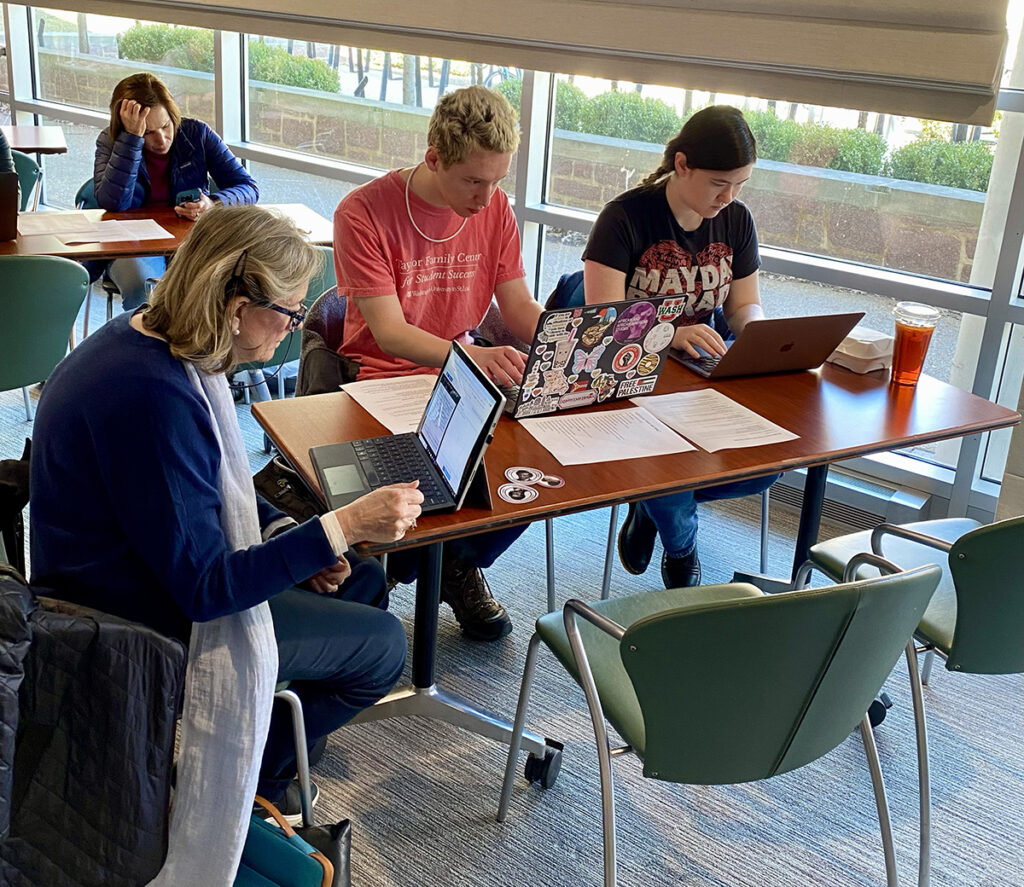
497, 483, 539, 504
612, 300, 656, 343
535, 474, 565, 489
643, 321, 675, 354
611, 343, 642, 374
505, 466, 543, 485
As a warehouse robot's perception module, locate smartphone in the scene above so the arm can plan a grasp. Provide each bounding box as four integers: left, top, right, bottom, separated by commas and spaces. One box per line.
175, 187, 202, 205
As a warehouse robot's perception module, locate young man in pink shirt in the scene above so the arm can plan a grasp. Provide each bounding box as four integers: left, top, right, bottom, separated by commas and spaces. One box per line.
334, 86, 543, 641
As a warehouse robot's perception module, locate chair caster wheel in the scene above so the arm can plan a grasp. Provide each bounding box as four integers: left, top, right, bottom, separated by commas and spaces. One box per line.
868, 692, 893, 728
524, 740, 563, 789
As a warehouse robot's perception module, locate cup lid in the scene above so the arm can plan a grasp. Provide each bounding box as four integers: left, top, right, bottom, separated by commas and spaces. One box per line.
893, 301, 940, 326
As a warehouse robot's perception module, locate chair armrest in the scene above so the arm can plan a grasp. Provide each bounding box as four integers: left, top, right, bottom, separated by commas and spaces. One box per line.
562, 598, 626, 641
871, 523, 953, 557
843, 551, 903, 582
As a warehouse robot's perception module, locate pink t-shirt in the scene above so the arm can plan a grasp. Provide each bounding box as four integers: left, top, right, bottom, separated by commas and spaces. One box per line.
333, 169, 526, 379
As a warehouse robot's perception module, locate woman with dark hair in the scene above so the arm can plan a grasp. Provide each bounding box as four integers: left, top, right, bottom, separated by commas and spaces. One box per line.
92, 72, 258, 311
583, 104, 777, 590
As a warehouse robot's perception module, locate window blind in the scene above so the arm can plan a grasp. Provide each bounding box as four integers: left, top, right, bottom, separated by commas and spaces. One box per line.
53, 0, 1009, 123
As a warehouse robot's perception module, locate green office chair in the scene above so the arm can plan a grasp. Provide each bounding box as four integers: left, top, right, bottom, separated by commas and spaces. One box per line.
0, 255, 90, 420
235, 245, 337, 417
497, 566, 941, 887
11, 150, 42, 212
794, 515, 1024, 887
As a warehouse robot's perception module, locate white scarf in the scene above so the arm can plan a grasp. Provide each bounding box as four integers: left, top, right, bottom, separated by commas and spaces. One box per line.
148, 366, 278, 886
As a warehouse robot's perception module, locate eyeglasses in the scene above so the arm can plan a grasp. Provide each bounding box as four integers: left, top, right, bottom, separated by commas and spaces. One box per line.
226, 249, 306, 331
257, 301, 307, 331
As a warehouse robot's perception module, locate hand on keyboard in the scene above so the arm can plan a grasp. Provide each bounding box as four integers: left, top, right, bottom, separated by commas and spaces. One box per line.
672, 322, 728, 358
334, 481, 424, 543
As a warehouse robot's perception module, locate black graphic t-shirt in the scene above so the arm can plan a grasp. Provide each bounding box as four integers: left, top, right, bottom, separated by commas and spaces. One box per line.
583, 185, 760, 325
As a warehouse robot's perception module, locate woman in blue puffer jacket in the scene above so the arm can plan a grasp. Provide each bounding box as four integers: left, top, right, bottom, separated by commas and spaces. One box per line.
93, 72, 259, 312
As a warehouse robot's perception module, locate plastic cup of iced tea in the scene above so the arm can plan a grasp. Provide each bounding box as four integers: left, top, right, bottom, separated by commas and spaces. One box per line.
891, 302, 940, 387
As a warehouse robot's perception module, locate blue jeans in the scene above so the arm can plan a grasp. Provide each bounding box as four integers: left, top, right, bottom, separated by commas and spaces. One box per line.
108, 255, 167, 312
259, 552, 406, 800
640, 474, 781, 558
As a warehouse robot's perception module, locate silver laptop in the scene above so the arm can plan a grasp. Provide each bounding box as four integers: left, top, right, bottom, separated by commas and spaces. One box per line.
310, 342, 505, 514
669, 312, 864, 379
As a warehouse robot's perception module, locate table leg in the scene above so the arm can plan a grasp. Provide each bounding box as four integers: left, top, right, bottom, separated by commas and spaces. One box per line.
791, 464, 829, 580
349, 540, 549, 757
732, 464, 830, 593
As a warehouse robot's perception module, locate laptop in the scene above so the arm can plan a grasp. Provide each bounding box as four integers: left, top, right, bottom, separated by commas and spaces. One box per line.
310, 342, 505, 514
502, 295, 686, 419
669, 312, 864, 379
0, 172, 17, 242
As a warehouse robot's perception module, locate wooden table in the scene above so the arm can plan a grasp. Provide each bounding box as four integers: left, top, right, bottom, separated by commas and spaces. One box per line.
1, 125, 68, 155
0, 203, 332, 259
252, 361, 1020, 758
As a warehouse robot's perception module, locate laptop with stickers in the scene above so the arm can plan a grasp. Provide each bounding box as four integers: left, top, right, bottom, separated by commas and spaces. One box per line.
502, 296, 685, 419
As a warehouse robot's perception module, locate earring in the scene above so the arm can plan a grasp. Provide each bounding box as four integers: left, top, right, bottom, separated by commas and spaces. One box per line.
233, 327, 240, 336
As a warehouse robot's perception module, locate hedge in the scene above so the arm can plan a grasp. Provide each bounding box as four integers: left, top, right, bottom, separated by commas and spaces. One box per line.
117, 25, 339, 92
884, 139, 994, 192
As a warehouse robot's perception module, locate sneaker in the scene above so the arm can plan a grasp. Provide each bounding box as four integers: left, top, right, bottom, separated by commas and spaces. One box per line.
255, 778, 320, 827
617, 502, 658, 575
661, 548, 702, 589
440, 556, 513, 641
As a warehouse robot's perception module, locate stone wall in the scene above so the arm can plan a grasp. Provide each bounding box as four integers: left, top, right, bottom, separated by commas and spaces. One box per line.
39, 50, 983, 282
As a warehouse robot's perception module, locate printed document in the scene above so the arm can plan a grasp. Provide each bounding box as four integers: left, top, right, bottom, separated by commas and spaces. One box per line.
520, 407, 696, 465
58, 219, 174, 245
341, 374, 437, 435
632, 389, 798, 452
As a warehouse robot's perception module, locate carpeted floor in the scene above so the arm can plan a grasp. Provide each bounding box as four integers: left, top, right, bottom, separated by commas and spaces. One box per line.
3, 292, 1022, 886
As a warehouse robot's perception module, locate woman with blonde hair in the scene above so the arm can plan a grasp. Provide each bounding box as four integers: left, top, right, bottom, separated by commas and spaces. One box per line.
30, 205, 422, 878
92, 71, 258, 311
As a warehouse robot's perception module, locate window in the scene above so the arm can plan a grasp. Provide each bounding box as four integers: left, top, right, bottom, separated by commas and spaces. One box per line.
548, 75, 1000, 285
32, 11, 214, 125
244, 38, 516, 195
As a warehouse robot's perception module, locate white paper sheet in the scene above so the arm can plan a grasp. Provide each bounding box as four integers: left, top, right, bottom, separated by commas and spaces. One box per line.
520, 407, 696, 466
58, 219, 174, 245
341, 374, 437, 435
17, 211, 92, 235
632, 389, 798, 452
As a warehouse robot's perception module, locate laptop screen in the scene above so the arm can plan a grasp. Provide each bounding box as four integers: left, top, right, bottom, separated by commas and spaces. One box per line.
418, 344, 502, 496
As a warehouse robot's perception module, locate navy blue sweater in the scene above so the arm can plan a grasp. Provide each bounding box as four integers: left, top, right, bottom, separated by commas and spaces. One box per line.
30, 313, 335, 641
94, 117, 258, 211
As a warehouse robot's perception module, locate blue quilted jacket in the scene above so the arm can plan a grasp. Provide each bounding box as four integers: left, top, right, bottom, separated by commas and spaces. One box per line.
93, 117, 258, 211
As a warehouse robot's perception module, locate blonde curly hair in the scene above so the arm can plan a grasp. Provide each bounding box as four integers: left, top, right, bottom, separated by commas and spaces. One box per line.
427, 85, 520, 167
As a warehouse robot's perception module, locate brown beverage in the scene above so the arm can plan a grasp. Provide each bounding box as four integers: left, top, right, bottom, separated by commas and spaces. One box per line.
890, 302, 939, 387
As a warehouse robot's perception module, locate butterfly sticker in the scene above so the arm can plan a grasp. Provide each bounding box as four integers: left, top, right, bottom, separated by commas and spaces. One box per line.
572, 344, 606, 375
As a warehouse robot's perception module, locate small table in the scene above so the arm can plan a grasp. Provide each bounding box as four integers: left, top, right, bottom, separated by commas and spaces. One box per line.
252, 363, 1020, 763
2, 125, 68, 155
0, 203, 332, 260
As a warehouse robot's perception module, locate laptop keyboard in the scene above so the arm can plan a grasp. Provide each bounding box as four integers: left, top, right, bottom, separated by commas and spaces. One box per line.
497, 384, 519, 414
688, 354, 721, 372
351, 436, 449, 508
